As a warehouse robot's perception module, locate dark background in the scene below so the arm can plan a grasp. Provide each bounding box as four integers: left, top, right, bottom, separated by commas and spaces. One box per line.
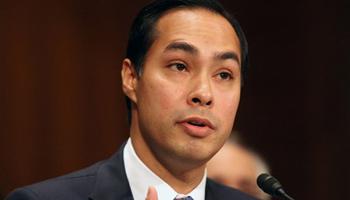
0, 0, 349, 199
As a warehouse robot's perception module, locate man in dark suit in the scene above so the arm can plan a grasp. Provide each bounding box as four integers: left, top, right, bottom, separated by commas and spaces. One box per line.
6, 0, 256, 199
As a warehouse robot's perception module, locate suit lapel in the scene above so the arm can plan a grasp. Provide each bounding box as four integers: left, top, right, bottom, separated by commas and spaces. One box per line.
89, 143, 133, 200
205, 178, 215, 200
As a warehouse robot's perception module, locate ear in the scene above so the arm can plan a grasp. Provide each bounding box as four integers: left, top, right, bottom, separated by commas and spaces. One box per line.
121, 58, 138, 103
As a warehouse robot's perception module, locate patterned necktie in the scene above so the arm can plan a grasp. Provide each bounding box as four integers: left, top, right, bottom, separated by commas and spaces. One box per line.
174, 195, 193, 200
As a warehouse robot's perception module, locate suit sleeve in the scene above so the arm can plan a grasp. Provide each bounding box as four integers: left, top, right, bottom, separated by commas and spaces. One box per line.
5, 188, 41, 200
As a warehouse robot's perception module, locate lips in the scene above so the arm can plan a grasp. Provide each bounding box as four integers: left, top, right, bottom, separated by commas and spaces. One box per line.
178, 117, 215, 138
182, 117, 214, 129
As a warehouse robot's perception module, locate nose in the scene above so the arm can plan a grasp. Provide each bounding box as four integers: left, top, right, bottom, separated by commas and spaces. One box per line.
187, 76, 213, 108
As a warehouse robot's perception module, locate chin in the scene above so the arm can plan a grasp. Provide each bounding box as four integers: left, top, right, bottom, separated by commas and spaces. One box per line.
181, 146, 216, 163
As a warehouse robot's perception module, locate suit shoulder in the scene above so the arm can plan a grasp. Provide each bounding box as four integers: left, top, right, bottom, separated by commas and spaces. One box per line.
5, 187, 40, 200
6, 161, 105, 200
206, 179, 257, 200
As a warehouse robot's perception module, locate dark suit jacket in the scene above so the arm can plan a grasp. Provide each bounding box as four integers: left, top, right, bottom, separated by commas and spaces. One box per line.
6, 144, 257, 200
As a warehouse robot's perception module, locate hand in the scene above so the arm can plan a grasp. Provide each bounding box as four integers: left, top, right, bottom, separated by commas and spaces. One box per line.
146, 186, 158, 200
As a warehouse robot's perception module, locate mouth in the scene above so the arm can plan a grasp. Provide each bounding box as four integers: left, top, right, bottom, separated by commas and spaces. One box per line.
177, 117, 215, 138
187, 121, 206, 127
183, 117, 214, 129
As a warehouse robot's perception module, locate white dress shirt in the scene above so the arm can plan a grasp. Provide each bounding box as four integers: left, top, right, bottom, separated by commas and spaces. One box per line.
124, 138, 207, 200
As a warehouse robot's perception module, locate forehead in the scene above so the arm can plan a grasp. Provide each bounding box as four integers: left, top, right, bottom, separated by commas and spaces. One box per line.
150, 8, 241, 59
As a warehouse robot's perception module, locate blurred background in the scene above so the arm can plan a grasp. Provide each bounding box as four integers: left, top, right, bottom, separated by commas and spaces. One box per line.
0, 0, 349, 199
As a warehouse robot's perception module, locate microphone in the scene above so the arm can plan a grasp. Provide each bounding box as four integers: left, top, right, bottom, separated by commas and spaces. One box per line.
257, 173, 295, 200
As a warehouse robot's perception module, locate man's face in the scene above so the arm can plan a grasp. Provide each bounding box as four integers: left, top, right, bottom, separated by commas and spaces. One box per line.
128, 8, 241, 166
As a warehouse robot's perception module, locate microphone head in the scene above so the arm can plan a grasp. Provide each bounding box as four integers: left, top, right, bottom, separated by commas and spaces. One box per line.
257, 173, 283, 196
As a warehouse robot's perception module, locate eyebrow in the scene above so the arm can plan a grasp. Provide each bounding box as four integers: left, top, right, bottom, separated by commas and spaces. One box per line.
164, 41, 240, 65
164, 41, 199, 55
214, 51, 240, 65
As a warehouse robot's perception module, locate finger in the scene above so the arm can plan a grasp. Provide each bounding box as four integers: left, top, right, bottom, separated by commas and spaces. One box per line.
146, 186, 158, 200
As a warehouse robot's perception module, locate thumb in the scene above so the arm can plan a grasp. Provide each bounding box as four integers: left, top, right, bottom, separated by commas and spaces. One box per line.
146, 186, 158, 200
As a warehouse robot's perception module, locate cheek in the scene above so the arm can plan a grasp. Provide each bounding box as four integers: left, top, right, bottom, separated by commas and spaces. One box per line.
158, 75, 186, 105
216, 91, 240, 120
156, 88, 176, 109
140, 76, 185, 117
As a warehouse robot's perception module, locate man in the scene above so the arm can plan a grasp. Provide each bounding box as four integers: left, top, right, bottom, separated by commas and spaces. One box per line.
6, 0, 254, 199
207, 134, 271, 200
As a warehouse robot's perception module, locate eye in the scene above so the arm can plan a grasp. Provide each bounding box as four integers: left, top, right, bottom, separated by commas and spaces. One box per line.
217, 71, 233, 80
169, 62, 187, 72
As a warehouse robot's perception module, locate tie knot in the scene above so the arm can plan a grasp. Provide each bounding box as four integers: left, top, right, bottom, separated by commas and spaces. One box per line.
174, 195, 193, 200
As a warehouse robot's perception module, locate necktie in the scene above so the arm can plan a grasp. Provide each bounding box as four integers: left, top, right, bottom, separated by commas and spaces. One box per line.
174, 195, 193, 200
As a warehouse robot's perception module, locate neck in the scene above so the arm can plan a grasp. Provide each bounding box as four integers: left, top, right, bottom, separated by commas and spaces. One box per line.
129, 117, 206, 194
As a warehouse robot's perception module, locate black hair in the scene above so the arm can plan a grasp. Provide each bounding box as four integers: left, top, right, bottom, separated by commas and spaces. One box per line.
125, 0, 249, 123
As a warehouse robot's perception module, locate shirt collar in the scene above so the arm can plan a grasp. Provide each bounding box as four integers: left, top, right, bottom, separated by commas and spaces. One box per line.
124, 138, 207, 200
